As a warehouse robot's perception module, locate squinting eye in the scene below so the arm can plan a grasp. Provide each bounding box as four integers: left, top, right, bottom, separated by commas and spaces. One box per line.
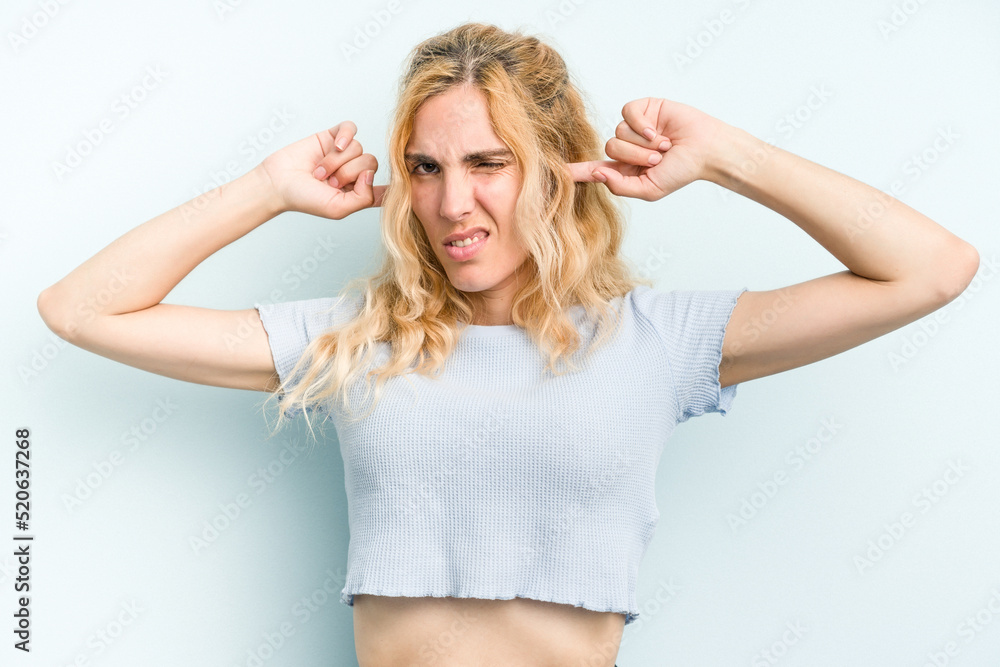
409, 161, 505, 175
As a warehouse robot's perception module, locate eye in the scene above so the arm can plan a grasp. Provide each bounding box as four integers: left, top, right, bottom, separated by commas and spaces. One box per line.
409, 161, 506, 175
410, 162, 438, 175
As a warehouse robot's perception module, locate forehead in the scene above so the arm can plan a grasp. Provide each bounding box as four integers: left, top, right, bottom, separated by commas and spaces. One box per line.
405, 85, 508, 161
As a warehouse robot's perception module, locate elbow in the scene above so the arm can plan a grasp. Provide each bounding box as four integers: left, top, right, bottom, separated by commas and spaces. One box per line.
37, 287, 78, 343
36, 287, 61, 336
934, 241, 981, 306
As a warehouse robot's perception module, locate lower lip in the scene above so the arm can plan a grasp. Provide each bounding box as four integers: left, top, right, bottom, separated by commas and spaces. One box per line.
444, 233, 488, 261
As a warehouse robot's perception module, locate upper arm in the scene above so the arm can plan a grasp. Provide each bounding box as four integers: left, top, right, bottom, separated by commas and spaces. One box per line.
40, 300, 281, 393
719, 268, 969, 388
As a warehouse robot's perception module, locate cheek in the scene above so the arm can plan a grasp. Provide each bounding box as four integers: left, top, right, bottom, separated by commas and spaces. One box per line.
409, 187, 438, 228
409, 183, 430, 210
480, 180, 519, 217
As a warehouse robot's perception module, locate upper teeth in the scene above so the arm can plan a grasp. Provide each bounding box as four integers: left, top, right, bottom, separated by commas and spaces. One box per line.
450, 235, 483, 247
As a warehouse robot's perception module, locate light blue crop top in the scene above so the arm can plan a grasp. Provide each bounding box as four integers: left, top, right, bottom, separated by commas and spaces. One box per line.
254, 284, 747, 625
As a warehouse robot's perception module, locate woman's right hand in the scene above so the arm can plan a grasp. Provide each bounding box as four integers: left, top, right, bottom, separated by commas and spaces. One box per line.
258, 121, 387, 219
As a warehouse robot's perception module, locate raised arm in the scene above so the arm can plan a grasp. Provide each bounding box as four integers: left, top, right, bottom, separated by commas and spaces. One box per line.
705, 126, 978, 387
37, 121, 384, 392
568, 97, 979, 388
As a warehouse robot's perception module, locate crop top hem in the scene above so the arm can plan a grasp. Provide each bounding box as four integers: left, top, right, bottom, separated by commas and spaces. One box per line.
340, 588, 639, 625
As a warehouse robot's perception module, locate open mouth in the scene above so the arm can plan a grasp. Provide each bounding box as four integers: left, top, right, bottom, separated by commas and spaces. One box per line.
443, 232, 489, 261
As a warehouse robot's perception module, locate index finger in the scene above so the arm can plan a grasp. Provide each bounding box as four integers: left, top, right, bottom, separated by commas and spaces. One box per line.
565, 160, 617, 182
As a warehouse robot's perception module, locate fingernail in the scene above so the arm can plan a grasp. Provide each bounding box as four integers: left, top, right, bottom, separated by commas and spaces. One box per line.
335, 139, 346, 150
313, 166, 326, 179
592, 170, 606, 182
329, 176, 339, 188
642, 127, 655, 140
658, 140, 670, 151
648, 152, 661, 165
365, 170, 373, 185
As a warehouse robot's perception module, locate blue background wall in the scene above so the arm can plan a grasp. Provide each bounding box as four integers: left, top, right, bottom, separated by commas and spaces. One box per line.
3, 0, 998, 664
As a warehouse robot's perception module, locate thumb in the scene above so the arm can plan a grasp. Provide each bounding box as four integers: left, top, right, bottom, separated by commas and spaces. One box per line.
591, 165, 627, 196
360, 172, 390, 208
345, 169, 376, 209
595, 165, 650, 199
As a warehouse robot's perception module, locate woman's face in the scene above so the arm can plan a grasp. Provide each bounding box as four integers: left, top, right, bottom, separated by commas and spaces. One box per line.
405, 84, 530, 320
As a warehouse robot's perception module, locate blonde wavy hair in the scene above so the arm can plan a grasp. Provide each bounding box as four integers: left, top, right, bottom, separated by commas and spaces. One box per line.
261, 22, 652, 441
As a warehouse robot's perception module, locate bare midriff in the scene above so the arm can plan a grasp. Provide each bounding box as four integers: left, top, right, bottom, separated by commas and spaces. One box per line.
352, 594, 625, 666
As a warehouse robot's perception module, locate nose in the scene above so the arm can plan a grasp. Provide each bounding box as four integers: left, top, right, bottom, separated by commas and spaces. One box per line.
439, 170, 475, 221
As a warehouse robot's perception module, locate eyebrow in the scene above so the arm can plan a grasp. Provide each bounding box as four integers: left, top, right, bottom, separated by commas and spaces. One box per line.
404, 148, 515, 165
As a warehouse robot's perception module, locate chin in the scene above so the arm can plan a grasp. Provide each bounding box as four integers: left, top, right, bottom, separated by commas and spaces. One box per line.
447, 276, 487, 293
443, 268, 499, 294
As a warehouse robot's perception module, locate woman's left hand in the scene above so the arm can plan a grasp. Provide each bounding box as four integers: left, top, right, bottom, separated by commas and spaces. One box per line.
566, 97, 732, 201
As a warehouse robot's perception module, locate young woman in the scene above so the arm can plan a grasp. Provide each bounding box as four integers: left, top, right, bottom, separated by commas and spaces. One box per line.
37, 22, 977, 667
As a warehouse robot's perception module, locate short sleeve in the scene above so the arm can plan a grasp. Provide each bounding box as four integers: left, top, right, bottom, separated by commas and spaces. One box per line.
631, 285, 748, 424
254, 293, 362, 417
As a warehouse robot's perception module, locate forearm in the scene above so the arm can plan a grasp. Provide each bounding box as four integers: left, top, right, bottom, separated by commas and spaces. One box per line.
39, 164, 283, 336
704, 126, 978, 298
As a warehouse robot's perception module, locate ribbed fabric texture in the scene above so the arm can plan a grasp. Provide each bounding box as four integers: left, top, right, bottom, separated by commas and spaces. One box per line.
254, 284, 747, 625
